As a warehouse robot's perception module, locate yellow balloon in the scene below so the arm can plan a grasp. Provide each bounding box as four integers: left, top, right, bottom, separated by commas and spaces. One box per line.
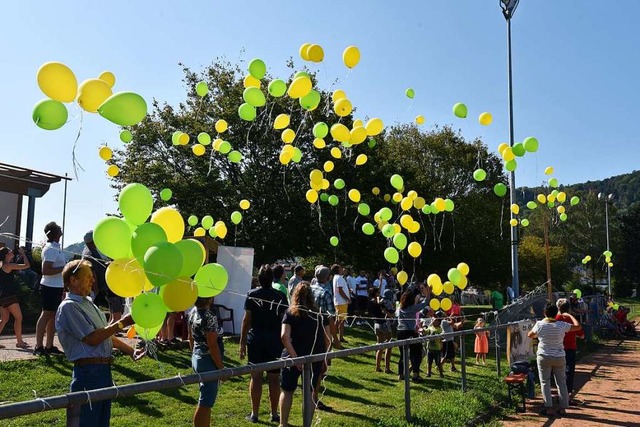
313, 138, 326, 149
334, 98, 353, 117
342, 45, 361, 68
213, 138, 223, 151
330, 147, 342, 159
192, 144, 206, 156
353, 119, 363, 127
287, 76, 312, 99
365, 118, 384, 136
106, 165, 119, 177
281, 128, 296, 144
399, 215, 412, 230
310, 169, 323, 185
355, 154, 367, 166
432, 283, 443, 296
213, 221, 227, 239
502, 147, 515, 161
98, 146, 112, 161
511, 204, 520, 215
497, 143, 509, 155
407, 242, 422, 258
239, 199, 251, 210
557, 205, 566, 214
440, 298, 452, 311
442, 281, 454, 295
161, 279, 198, 312
408, 221, 420, 234
299, 43, 312, 60
179, 133, 190, 145
274, 114, 290, 129
77, 78, 112, 113
372, 187, 380, 196
427, 274, 442, 288
194, 227, 206, 237
151, 207, 185, 243
457, 275, 468, 290
397, 271, 408, 286
348, 189, 361, 203
306, 44, 324, 62
510, 218, 518, 227
557, 192, 567, 203
349, 126, 367, 144
215, 119, 228, 133
37, 62, 78, 103
279, 151, 292, 165
310, 180, 322, 191
306, 189, 318, 204
434, 198, 446, 212
105, 258, 146, 298
537, 194, 547, 204
393, 192, 403, 203
547, 193, 556, 203
243, 75, 261, 89
415, 115, 425, 125
332, 89, 347, 102
413, 197, 426, 209
330, 123, 350, 142
479, 112, 493, 126
400, 197, 413, 211
544, 166, 554, 175
457, 262, 470, 276
429, 298, 441, 311
393, 223, 402, 235
98, 71, 116, 88
322, 161, 334, 172
321, 179, 330, 190
383, 194, 391, 202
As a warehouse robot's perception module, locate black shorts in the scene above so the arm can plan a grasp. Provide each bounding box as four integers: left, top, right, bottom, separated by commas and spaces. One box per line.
40, 285, 64, 311
442, 341, 456, 360
248, 332, 282, 373
280, 361, 323, 392
427, 350, 441, 365
356, 295, 368, 312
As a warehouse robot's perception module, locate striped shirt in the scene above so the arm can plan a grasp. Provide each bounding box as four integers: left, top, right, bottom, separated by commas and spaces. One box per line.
531, 319, 572, 358
55, 293, 111, 361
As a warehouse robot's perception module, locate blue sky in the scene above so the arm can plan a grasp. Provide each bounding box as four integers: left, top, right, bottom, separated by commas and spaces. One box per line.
2, 0, 638, 246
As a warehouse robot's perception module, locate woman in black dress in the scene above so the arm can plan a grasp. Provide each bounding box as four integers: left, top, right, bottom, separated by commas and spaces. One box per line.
0, 246, 31, 348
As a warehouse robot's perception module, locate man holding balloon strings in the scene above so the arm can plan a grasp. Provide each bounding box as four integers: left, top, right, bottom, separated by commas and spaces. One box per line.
56, 259, 145, 427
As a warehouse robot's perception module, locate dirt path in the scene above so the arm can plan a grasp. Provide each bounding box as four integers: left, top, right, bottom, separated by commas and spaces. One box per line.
501, 337, 640, 427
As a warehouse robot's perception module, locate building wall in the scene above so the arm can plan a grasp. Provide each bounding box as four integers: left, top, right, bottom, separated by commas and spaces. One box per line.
0, 191, 20, 248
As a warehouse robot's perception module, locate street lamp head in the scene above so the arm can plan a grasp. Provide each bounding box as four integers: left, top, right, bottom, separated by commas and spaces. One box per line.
500, 0, 520, 20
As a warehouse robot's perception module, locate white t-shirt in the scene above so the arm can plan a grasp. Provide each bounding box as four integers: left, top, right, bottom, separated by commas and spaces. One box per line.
441, 319, 454, 342
333, 275, 350, 306
373, 278, 387, 295
41, 242, 66, 288
531, 319, 572, 357
346, 275, 357, 297
355, 276, 368, 297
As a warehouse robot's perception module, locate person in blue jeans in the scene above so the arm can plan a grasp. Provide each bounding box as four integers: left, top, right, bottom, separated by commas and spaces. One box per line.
189, 296, 225, 427
55, 260, 144, 427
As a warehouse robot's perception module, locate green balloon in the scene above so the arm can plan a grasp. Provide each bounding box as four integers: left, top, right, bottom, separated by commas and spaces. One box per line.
328, 195, 339, 206
560, 213, 568, 221
201, 215, 214, 229
313, 122, 329, 138
299, 90, 321, 111
384, 247, 399, 264
368, 138, 377, 148
452, 103, 467, 118
603, 250, 613, 258
243, 87, 266, 107
208, 227, 217, 238
135, 323, 162, 341
119, 183, 153, 226
521, 219, 530, 227
390, 174, 404, 190
292, 147, 302, 163
238, 103, 256, 121
549, 178, 559, 188
362, 223, 375, 235
319, 193, 329, 202
98, 91, 147, 126
357, 203, 370, 216
268, 79, 287, 97
248, 58, 266, 79
379, 207, 393, 221
334, 179, 345, 190
160, 188, 172, 201
505, 159, 517, 172
405, 88, 415, 99
195, 263, 229, 297
131, 222, 167, 265
523, 137, 539, 153
551, 189, 559, 197
447, 268, 462, 285
330, 236, 339, 247
393, 233, 407, 250
341, 141, 352, 148
197, 132, 211, 145
473, 169, 486, 182
547, 201, 555, 208
570, 196, 580, 206
294, 71, 310, 79
175, 239, 205, 277
172, 131, 182, 145
218, 141, 232, 154
120, 130, 133, 143
228, 150, 243, 163
382, 224, 395, 238
131, 293, 167, 328
196, 81, 209, 97
144, 242, 183, 287
444, 199, 455, 212
494, 183, 507, 197
513, 143, 526, 157
187, 215, 198, 227
32, 99, 68, 130
94, 217, 132, 260
421, 205, 432, 215
526, 201, 537, 210
230, 211, 242, 225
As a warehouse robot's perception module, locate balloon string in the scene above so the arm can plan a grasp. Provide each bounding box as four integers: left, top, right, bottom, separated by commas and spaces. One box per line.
71, 110, 86, 180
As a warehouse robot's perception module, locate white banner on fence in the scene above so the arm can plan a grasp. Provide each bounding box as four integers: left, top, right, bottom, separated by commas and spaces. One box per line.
215, 245, 254, 335
506, 319, 535, 366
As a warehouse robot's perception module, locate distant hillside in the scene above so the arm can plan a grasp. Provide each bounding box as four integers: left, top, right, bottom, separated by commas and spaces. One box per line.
519, 170, 640, 209
64, 242, 85, 260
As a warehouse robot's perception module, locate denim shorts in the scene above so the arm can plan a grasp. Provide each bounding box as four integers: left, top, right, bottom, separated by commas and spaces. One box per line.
192, 338, 224, 408
70, 364, 113, 427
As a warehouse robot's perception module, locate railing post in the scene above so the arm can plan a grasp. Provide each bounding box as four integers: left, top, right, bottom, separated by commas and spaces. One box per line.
302, 362, 314, 427
66, 402, 80, 427
403, 344, 411, 423
495, 327, 502, 378
459, 335, 467, 392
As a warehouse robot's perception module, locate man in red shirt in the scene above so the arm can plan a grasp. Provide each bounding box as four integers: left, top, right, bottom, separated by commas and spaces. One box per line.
556, 298, 585, 402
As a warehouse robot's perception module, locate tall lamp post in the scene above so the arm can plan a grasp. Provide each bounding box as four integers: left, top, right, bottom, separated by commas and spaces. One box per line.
598, 193, 614, 296
500, 0, 520, 297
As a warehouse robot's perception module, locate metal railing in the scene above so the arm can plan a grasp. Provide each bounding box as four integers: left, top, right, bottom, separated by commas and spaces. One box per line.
0, 321, 526, 426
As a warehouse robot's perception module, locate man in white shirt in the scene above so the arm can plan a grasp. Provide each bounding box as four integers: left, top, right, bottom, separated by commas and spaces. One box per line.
373, 270, 388, 296
331, 264, 350, 342
344, 268, 357, 319
34, 222, 66, 356
355, 271, 369, 325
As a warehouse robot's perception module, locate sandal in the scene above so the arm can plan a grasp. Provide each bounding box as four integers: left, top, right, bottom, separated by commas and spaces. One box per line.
539, 408, 556, 417
16, 342, 31, 349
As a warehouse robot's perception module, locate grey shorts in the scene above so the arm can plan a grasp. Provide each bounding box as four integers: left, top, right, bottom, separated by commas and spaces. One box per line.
107, 296, 125, 313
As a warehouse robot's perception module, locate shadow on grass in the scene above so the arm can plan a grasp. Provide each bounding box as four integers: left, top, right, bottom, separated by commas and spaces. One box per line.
323, 387, 395, 408
114, 393, 165, 417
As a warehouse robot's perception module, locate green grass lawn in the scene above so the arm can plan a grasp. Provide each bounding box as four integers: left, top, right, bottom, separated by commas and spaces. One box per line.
1, 326, 512, 427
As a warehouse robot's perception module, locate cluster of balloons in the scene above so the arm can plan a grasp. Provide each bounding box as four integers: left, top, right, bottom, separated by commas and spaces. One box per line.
97, 145, 119, 177
580, 255, 592, 264
425, 262, 470, 310
603, 250, 614, 268
170, 118, 242, 164
93, 183, 229, 333
186, 199, 250, 239
33, 62, 147, 131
